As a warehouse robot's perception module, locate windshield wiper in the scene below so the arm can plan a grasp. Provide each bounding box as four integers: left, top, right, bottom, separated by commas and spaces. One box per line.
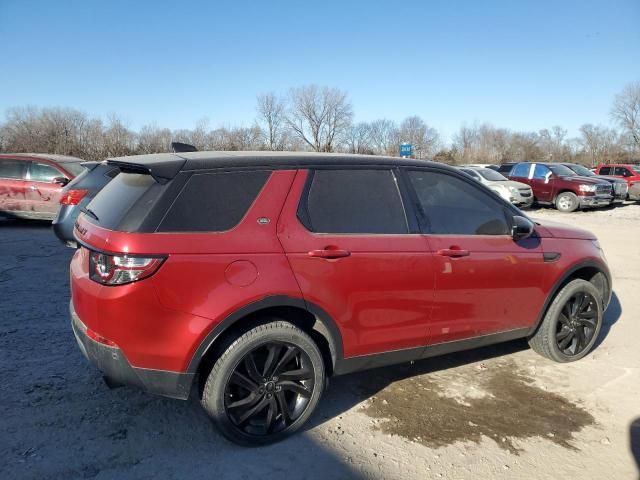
81, 207, 99, 221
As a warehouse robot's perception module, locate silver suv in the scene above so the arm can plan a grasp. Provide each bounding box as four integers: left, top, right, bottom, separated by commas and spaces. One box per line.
458, 166, 533, 207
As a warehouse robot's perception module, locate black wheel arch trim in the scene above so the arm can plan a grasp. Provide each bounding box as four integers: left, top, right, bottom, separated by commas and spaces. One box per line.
186, 295, 344, 374
527, 259, 612, 337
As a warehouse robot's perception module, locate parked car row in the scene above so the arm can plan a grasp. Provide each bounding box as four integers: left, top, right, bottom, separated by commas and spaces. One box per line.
484, 162, 640, 212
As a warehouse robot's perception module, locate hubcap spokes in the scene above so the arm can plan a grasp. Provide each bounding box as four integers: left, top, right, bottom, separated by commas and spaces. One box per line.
556, 292, 598, 356
224, 342, 314, 436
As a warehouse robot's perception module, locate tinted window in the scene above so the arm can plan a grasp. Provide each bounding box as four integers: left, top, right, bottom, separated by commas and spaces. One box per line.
407, 170, 510, 236
533, 164, 551, 179
29, 162, 62, 182
511, 163, 530, 177
86, 173, 161, 230
0, 159, 27, 179
302, 169, 408, 234
548, 164, 576, 177
615, 167, 632, 177
498, 164, 515, 175
460, 168, 480, 180
158, 171, 270, 232
599, 166, 612, 175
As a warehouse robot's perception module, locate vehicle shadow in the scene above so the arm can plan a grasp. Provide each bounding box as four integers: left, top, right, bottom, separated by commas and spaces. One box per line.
632, 418, 640, 478
593, 291, 622, 349
0, 216, 52, 229
310, 337, 529, 430
311, 291, 621, 432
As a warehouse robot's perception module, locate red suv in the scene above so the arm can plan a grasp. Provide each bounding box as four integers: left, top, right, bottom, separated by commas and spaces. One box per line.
594, 164, 640, 193
0, 153, 86, 220
508, 162, 613, 212
70, 152, 612, 445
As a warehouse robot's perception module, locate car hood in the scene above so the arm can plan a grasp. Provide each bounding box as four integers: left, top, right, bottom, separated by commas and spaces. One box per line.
559, 175, 609, 185
485, 180, 531, 189
592, 175, 626, 184
532, 218, 596, 240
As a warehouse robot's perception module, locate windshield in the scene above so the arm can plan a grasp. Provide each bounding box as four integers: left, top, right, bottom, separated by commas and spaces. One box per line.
566, 164, 594, 177
477, 168, 508, 181
548, 164, 577, 177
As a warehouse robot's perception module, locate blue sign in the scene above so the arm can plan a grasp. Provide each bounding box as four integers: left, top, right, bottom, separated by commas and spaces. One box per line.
400, 143, 413, 157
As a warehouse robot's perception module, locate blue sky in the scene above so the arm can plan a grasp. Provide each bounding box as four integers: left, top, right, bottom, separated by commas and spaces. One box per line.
1, 0, 638, 141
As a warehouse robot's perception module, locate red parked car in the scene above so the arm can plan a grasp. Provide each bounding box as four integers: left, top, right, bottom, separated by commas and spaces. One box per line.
0, 153, 86, 220
70, 152, 612, 445
508, 162, 613, 212
594, 164, 640, 194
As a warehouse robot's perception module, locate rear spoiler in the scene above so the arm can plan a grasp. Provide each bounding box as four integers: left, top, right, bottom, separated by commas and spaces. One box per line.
107, 156, 186, 184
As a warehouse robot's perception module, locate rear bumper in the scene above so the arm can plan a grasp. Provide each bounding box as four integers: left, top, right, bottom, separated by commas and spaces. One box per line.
70, 302, 194, 400
52, 205, 78, 246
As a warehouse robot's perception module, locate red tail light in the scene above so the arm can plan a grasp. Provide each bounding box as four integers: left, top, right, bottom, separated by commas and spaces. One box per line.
60, 189, 88, 205
89, 251, 166, 285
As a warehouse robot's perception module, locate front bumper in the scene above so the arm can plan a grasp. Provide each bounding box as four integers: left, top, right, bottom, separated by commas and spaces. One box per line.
579, 195, 613, 208
70, 303, 194, 400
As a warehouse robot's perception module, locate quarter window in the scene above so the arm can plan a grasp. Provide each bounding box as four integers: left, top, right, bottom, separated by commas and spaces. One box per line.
407, 170, 510, 236
301, 169, 408, 234
615, 167, 631, 177
0, 160, 27, 179
158, 171, 270, 232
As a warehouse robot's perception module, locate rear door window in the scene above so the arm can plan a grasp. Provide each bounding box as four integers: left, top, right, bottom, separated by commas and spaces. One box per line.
0, 160, 27, 180
299, 169, 408, 234
158, 171, 270, 232
28, 162, 62, 182
533, 164, 551, 179
615, 167, 632, 177
599, 166, 612, 175
407, 169, 510, 236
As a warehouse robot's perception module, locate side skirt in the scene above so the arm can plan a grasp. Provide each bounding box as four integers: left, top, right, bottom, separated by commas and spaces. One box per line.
333, 328, 530, 376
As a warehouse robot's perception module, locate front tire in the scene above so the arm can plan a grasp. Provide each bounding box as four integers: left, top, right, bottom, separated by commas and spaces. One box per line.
555, 192, 579, 213
201, 320, 325, 446
529, 279, 603, 362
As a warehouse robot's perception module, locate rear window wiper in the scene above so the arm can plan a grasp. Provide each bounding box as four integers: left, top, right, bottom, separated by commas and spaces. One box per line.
81, 207, 100, 221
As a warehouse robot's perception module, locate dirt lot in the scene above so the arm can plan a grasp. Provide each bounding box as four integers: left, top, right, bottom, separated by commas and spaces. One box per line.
1, 204, 639, 480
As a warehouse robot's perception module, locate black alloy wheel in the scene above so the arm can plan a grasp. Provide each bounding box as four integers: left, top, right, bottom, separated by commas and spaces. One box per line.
555, 291, 598, 356
224, 341, 316, 436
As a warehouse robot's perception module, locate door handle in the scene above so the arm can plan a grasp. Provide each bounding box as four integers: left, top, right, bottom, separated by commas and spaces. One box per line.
308, 247, 351, 259
437, 247, 470, 258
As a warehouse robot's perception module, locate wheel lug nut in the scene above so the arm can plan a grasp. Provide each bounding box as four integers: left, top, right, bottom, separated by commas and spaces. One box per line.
267, 393, 272, 399
272, 376, 278, 382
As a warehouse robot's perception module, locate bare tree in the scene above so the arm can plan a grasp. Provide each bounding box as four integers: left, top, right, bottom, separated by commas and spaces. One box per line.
344, 122, 373, 154
398, 116, 441, 158
579, 124, 619, 165
368, 119, 399, 155
611, 81, 640, 150
256, 93, 286, 150
286, 85, 353, 152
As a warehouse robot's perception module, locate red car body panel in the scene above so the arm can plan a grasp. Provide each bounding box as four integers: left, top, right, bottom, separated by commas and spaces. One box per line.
0, 154, 81, 219
69, 160, 611, 393
594, 164, 640, 187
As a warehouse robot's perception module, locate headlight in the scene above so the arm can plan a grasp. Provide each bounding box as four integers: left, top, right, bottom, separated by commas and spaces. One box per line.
491, 185, 511, 200
578, 184, 597, 192
508, 186, 519, 194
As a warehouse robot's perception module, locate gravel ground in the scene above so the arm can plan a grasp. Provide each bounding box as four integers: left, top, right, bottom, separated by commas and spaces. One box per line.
1, 204, 639, 479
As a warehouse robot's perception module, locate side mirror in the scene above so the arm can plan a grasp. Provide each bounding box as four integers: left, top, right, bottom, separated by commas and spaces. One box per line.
52, 176, 69, 186
512, 215, 534, 241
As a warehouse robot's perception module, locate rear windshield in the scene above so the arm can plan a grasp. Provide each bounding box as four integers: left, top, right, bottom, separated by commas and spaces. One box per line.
61, 162, 86, 177
85, 173, 162, 231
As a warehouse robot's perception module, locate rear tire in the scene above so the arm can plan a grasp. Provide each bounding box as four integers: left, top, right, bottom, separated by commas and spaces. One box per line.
200, 320, 325, 446
555, 192, 579, 213
529, 279, 603, 362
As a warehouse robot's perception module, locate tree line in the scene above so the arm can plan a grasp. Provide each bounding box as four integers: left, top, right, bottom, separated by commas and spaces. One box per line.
1, 81, 638, 166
